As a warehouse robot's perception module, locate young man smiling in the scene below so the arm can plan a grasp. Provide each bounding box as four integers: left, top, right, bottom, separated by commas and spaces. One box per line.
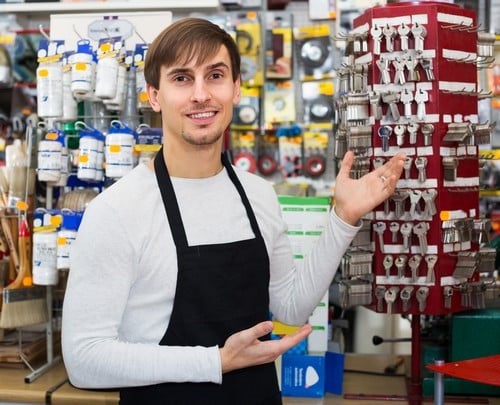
62, 18, 405, 404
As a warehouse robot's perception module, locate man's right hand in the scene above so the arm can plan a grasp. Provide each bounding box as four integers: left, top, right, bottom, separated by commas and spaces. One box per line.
219, 321, 312, 373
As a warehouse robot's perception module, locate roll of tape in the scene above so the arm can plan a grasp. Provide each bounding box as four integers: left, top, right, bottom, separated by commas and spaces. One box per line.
305, 155, 326, 177
234, 152, 257, 173
257, 154, 278, 175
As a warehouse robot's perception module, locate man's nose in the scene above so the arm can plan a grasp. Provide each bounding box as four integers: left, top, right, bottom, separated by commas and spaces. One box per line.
190, 80, 212, 103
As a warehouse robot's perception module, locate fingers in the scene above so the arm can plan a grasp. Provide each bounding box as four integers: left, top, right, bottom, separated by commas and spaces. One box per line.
250, 320, 274, 341
278, 324, 313, 349
337, 150, 354, 179
375, 152, 406, 183
220, 322, 312, 374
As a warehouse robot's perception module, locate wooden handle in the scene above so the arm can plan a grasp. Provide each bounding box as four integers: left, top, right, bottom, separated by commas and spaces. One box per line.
0, 216, 19, 276
6, 217, 30, 290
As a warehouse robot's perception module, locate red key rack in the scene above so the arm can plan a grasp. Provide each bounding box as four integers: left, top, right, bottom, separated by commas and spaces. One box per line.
353, 1, 483, 317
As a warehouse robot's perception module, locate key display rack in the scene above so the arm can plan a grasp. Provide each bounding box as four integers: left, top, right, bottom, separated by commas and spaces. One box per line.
332, 1, 497, 317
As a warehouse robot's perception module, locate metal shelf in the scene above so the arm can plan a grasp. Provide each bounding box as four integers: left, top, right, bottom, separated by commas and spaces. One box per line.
0, 0, 220, 14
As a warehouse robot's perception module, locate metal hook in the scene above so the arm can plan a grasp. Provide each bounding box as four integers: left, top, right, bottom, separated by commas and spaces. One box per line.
464, 23, 482, 33
104, 27, 113, 40
458, 23, 476, 32
73, 25, 84, 40
477, 89, 493, 99
441, 21, 466, 31
39, 24, 50, 41
134, 28, 147, 44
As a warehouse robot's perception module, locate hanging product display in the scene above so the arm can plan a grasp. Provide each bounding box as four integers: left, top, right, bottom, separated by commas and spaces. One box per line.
36, 39, 65, 119
37, 128, 67, 184
76, 122, 105, 183
104, 120, 136, 179
69, 39, 95, 100
94, 37, 123, 100
332, 1, 496, 316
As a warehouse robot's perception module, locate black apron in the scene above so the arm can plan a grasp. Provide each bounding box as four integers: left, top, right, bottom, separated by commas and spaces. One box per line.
120, 149, 281, 405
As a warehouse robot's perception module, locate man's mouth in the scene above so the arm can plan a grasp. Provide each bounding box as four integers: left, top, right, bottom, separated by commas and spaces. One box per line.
188, 111, 217, 119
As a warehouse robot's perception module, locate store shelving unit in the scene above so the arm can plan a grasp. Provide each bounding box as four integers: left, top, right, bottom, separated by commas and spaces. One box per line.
0, 1, 221, 29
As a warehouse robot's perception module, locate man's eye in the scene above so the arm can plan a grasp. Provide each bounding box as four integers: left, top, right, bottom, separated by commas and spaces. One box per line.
211, 72, 223, 79
174, 75, 189, 82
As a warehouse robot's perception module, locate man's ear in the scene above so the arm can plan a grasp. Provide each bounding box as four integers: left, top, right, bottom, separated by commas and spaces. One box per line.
232, 75, 241, 105
146, 83, 161, 112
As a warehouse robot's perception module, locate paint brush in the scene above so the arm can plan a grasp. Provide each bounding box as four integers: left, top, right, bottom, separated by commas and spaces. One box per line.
0, 213, 47, 329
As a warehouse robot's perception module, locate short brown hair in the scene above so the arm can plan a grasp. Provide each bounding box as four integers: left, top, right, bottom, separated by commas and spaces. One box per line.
144, 18, 241, 89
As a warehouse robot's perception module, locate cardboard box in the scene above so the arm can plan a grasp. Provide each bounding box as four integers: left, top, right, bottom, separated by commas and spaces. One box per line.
281, 354, 325, 398
307, 291, 329, 352
325, 351, 344, 395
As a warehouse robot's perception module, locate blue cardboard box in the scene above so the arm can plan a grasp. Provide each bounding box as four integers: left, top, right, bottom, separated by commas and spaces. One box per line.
281, 354, 325, 398
325, 351, 345, 395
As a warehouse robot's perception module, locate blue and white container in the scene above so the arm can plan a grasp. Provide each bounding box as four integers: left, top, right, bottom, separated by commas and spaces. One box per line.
105, 120, 136, 178
76, 123, 105, 182
56, 209, 83, 270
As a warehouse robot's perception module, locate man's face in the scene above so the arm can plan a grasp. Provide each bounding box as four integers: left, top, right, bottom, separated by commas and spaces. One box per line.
147, 45, 240, 148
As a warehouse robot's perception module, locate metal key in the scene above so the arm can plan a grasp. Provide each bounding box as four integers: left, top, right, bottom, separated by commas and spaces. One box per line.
409, 189, 422, 218
414, 88, 429, 121
409, 254, 422, 282
378, 125, 392, 152
382, 24, 396, 53
384, 286, 399, 315
400, 88, 414, 118
442, 156, 459, 181
392, 58, 406, 85
395, 254, 408, 278
370, 24, 383, 55
421, 123, 435, 146
373, 156, 385, 170
400, 222, 413, 250
397, 23, 410, 52
403, 156, 413, 179
407, 122, 419, 144
383, 254, 393, 278
413, 221, 429, 255
382, 92, 401, 122
392, 190, 410, 219
376, 57, 391, 84
415, 156, 428, 183
425, 254, 438, 283
400, 286, 414, 312
443, 286, 453, 309
405, 55, 420, 82
369, 91, 383, 121
374, 222, 387, 252
373, 156, 390, 214
420, 58, 435, 81
411, 22, 427, 53
416, 286, 429, 312
422, 188, 437, 218
390, 222, 400, 243
394, 124, 406, 146
375, 285, 387, 312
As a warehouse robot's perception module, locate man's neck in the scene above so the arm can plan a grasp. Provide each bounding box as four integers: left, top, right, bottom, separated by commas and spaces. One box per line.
149, 145, 224, 179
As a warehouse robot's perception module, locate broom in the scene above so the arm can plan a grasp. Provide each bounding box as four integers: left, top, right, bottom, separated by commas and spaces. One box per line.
0, 211, 48, 329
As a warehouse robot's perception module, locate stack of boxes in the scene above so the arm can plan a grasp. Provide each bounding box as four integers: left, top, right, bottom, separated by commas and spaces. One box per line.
275, 196, 344, 398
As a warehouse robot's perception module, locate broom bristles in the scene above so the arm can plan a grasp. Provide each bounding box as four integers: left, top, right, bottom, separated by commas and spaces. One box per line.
0, 287, 48, 329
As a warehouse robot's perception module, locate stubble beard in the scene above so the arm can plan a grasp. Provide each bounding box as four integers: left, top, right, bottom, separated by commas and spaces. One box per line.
181, 126, 224, 147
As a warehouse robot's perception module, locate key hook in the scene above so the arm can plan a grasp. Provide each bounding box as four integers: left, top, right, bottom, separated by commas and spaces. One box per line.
134, 28, 147, 44
39, 24, 50, 41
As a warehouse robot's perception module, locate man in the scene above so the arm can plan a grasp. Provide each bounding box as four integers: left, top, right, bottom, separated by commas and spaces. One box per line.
62, 18, 404, 404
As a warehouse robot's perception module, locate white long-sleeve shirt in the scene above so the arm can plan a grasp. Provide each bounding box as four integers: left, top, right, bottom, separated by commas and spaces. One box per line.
61, 163, 360, 389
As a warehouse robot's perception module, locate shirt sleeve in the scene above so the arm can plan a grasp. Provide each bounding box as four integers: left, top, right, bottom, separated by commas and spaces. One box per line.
61, 199, 222, 389
268, 201, 361, 326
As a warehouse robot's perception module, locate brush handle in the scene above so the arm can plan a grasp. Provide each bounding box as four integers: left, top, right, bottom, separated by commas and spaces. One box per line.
18, 234, 31, 288
4, 216, 31, 290
0, 216, 19, 276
